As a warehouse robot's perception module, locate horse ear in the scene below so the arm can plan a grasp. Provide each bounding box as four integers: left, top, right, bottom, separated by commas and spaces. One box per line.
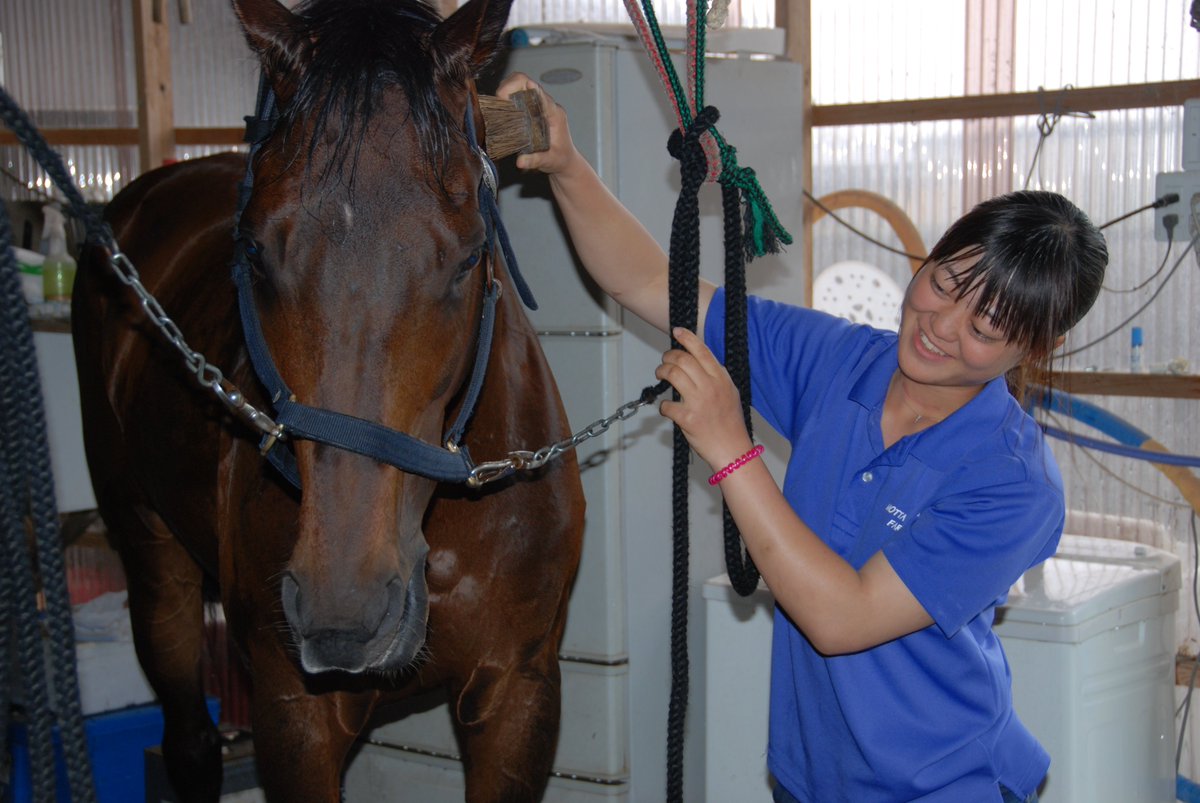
430, 0, 516, 83
231, 0, 305, 102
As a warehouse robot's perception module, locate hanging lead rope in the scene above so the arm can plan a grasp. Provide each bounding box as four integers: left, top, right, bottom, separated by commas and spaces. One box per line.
616, 1, 795, 799
0, 84, 99, 803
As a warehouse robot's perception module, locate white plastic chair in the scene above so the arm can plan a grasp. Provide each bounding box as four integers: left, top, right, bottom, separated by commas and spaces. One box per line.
812, 260, 904, 331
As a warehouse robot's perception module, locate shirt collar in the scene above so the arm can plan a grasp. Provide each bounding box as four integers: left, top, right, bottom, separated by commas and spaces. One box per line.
847, 334, 1017, 470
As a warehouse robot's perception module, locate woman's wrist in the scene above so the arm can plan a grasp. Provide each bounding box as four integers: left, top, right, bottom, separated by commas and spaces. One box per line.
706, 442, 762, 486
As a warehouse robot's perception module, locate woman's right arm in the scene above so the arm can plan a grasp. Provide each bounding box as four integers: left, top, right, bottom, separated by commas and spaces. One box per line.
496, 73, 715, 335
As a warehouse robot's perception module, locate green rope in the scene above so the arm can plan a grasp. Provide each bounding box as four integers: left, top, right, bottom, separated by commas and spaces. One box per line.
640, 0, 692, 129
716, 141, 793, 257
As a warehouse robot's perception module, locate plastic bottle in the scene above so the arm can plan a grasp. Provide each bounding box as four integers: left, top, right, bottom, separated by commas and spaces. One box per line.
41, 204, 76, 304
1130, 326, 1146, 374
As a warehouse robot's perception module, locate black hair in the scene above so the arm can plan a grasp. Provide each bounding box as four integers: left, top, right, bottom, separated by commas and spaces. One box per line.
921, 190, 1108, 361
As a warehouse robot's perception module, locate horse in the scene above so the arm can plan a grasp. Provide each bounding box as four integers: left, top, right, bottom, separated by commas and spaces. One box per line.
70, 0, 585, 799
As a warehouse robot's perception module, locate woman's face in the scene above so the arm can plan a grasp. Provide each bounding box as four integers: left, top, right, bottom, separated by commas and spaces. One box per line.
897, 260, 1030, 389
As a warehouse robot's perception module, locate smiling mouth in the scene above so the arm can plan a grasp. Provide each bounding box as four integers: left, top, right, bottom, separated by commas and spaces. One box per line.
918, 330, 949, 357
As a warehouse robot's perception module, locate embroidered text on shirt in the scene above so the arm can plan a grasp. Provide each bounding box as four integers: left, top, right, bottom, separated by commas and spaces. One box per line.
885, 503, 908, 532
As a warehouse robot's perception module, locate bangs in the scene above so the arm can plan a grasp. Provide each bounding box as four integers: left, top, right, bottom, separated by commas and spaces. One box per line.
939, 247, 1064, 356
923, 191, 1106, 359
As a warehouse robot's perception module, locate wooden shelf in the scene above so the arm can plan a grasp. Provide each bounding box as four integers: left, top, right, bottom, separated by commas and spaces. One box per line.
30, 318, 72, 334
1049, 371, 1200, 399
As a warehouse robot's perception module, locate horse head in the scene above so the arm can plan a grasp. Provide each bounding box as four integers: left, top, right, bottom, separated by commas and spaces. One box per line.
229, 0, 513, 675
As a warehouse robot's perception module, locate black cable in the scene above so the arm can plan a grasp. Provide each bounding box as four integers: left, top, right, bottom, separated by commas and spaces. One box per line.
1057, 228, 1199, 360
807, 185, 1171, 269
803, 189, 926, 262
1099, 193, 1177, 231
1103, 216, 1175, 293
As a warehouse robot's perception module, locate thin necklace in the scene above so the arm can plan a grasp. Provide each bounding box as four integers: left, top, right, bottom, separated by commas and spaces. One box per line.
892, 375, 944, 426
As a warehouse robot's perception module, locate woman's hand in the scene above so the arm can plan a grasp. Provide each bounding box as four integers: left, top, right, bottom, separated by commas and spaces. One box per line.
495, 72, 585, 177
655, 327, 754, 472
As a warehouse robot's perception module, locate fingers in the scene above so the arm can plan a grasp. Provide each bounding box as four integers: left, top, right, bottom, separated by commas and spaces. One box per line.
654, 351, 700, 398
670, 326, 723, 375
496, 75, 575, 175
495, 72, 538, 100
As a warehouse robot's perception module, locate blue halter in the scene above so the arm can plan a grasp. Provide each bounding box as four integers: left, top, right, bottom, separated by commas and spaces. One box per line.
230, 77, 535, 488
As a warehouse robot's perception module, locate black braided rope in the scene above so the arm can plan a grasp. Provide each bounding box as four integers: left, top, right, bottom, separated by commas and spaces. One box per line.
0, 83, 101, 803
0, 221, 58, 797
659, 103, 761, 801
662, 105, 722, 803
719, 179, 760, 595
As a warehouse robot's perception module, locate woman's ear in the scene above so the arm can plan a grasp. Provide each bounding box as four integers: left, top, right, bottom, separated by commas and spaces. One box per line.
1052, 333, 1067, 351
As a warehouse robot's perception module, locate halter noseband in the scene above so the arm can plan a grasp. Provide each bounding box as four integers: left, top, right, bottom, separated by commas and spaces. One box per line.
230, 76, 534, 488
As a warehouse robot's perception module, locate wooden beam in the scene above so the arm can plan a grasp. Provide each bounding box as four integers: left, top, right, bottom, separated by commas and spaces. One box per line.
0, 127, 246, 148
176, 127, 245, 145
776, 0, 811, 304
0, 129, 139, 147
16, 80, 1197, 161
132, 0, 176, 172
1048, 371, 1200, 399
811, 79, 1200, 127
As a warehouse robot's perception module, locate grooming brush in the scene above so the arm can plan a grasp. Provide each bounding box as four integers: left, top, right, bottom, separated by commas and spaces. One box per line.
478, 89, 550, 160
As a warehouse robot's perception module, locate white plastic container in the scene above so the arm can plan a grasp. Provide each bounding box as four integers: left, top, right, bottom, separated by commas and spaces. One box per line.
14, 246, 43, 304
703, 531, 1181, 803
703, 575, 774, 802
995, 534, 1180, 803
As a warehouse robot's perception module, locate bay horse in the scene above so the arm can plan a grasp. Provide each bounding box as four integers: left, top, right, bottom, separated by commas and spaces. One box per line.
71, 0, 584, 799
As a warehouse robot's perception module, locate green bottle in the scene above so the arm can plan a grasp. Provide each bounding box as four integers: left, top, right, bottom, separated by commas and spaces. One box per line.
41, 204, 76, 303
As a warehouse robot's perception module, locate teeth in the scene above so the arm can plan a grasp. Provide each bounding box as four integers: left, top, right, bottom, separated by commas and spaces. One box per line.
919, 331, 948, 356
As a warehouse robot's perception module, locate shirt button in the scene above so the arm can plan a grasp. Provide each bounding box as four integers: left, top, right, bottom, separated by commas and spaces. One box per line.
862, 471, 874, 483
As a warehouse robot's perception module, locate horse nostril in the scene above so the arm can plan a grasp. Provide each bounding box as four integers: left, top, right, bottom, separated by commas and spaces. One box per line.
378, 577, 409, 634
280, 572, 304, 633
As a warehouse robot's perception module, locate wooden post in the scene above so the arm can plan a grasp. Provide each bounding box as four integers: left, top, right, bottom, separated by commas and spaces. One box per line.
776, 0, 812, 305
963, 0, 1016, 208
132, 0, 175, 174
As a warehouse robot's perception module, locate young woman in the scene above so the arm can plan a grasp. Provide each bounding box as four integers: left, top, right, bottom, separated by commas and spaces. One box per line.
496, 74, 1108, 803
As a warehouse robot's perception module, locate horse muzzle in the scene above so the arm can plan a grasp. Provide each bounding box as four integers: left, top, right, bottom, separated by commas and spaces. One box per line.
280, 555, 430, 675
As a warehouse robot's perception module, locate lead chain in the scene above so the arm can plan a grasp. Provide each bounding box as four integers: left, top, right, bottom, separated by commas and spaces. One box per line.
104, 244, 283, 441
468, 381, 667, 486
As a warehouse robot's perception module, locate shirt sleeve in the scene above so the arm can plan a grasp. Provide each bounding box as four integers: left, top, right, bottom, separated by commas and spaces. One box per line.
704, 287, 874, 441
883, 469, 1065, 637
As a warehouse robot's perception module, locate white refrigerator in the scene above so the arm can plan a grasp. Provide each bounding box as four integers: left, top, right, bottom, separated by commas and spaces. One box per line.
345, 32, 806, 802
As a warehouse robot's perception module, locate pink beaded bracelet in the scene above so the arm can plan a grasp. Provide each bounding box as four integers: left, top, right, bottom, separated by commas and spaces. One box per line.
707, 444, 765, 486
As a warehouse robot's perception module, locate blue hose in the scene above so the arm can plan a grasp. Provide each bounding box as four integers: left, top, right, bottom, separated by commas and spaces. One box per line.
1030, 386, 1200, 467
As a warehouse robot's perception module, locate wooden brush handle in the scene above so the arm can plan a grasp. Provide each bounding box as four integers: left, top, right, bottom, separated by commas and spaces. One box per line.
478, 90, 550, 159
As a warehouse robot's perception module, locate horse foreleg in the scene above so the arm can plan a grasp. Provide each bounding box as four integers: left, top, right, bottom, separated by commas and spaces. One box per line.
244, 640, 375, 802
452, 654, 563, 803
113, 507, 222, 803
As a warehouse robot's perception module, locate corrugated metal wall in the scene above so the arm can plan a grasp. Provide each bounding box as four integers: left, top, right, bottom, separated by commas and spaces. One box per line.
0, 0, 254, 204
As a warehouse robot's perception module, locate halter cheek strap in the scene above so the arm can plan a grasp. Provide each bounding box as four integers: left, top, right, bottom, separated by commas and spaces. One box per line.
465, 94, 538, 311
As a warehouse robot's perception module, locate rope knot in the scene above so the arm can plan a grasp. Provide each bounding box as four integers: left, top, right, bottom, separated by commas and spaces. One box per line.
667, 106, 722, 186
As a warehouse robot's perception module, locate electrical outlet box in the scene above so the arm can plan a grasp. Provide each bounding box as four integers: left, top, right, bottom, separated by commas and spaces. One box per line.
1152, 170, 1200, 241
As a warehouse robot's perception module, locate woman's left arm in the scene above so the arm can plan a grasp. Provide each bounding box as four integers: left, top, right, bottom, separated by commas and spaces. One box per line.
657, 328, 934, 655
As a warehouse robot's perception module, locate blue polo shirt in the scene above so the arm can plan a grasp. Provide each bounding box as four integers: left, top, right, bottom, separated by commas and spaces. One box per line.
705, 289, 1063, 802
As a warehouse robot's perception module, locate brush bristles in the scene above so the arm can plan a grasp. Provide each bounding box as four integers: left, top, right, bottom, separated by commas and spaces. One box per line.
478, 90, 549, 160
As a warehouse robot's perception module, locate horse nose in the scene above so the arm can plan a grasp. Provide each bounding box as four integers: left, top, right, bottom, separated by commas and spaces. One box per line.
280, 572, 414, 673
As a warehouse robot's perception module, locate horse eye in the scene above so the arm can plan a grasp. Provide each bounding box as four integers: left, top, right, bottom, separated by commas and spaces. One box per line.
456, 247, 484, 281
238, 235, 261, 260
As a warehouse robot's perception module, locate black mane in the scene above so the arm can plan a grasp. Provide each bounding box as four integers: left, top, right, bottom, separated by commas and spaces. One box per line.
282, 0, 461, 177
